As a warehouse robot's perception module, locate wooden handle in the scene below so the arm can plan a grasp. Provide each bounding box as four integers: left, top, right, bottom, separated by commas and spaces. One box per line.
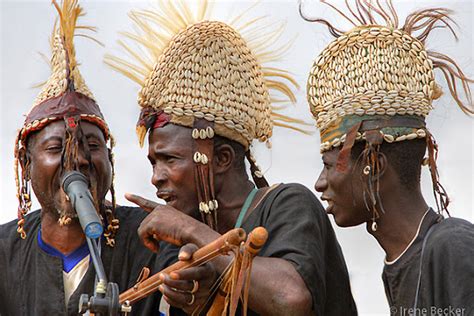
119, 228, 246, 305
244, 226, 268, 256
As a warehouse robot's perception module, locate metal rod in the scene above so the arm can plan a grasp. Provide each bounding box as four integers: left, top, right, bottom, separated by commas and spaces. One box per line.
86, 237, 107, 285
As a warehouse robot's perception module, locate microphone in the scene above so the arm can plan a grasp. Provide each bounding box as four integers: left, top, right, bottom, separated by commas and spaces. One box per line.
61, 171, 103, 239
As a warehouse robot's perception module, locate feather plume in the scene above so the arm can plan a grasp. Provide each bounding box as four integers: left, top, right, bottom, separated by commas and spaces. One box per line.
52, 0, 83, 82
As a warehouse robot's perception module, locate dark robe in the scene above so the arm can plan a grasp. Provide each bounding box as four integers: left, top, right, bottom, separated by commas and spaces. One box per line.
383, 209, 474, 316
0, 206, 178, 316
240, 183, 357, 316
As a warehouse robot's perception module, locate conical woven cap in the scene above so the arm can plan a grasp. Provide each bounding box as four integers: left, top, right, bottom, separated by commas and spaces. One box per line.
139, 21, 272, 148
19, 0, 109, 142
33, 26, 94, 107
308, 26, 435, 130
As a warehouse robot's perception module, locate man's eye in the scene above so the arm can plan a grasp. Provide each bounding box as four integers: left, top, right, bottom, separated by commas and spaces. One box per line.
88, 142, 99, 149
46, 145, 62, 151
166, 157, 176, 163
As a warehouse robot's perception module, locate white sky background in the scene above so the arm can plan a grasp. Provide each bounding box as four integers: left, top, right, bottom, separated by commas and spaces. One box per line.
0, 0, 473, 315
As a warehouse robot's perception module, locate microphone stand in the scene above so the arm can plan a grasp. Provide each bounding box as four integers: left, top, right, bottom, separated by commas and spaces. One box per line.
78, 237, 132, 315
61, 171, 131, 315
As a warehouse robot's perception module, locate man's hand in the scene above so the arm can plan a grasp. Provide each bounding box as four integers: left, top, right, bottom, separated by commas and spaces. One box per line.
125, 193, 209, 252
159, 244, 217, 314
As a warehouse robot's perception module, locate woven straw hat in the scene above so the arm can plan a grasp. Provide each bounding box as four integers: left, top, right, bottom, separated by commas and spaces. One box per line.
304, 1, 473, 153
105, 0, 305, 150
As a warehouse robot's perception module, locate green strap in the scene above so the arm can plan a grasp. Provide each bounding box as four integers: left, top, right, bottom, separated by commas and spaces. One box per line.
234, 187, 258, 229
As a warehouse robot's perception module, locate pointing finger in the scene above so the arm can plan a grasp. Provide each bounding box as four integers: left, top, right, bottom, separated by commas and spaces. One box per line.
125, 193, 159, 212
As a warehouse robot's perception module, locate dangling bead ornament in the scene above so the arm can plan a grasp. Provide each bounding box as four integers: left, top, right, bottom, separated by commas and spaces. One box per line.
58, 215, 72, 226
371, 220, 378, 232
422, 157, 429, 166
363, 165, 371, 175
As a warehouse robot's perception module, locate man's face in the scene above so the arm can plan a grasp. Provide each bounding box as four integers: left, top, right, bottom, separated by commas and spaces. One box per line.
314, 148, 372, 227
148, 124, 199, 218
27, 120, 112, 219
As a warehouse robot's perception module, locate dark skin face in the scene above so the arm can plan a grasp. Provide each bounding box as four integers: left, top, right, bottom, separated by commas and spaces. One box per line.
147, 124, 200, 219
315, 148, 373, 227
23, 120, 112, 219
316, 144, 432, 262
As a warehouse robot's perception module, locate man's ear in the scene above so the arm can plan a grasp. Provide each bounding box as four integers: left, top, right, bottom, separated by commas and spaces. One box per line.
213, 143, 235, 175
18, 147, 31, 180
377, 152, 388, 179
360, 151, 388, 180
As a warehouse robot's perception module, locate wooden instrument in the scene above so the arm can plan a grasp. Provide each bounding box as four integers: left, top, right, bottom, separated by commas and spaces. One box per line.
207, 227, 268, 316
119, 228, 246, 305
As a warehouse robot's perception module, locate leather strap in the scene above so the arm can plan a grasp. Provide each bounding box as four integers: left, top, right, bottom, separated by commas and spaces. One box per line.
25, 91, 105, 125
336, 116, 425, 173
245, 151, 269, 188
193, 118, 216, 228
336, 121, 362, 173
359, 116, 425, 131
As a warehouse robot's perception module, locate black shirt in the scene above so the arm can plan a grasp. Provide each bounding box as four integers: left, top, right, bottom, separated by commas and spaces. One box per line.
240, 183, 357, 316
0, 206, 178, 316
383, 209, 474, 316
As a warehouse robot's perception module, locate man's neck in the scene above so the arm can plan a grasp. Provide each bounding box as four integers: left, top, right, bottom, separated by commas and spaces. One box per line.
214, 175, 255, 234
369, 189, 429, 262
40, 211, 86, 255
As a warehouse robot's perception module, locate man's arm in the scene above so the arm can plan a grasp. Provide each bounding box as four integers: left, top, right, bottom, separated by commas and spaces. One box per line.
138, 216, 313, 315
176, 226, 314, 315
127, 188, 321, 315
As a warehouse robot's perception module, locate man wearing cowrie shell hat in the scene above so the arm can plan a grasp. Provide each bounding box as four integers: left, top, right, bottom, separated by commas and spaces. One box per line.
106, 1, 357, 314
302, 1, 474, 314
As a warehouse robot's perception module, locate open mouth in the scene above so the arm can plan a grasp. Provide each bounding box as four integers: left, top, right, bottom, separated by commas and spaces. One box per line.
321, 196, 334, 214
156, 192, 176, 204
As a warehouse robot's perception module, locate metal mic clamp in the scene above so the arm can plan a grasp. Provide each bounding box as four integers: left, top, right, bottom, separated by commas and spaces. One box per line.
79, 282, 132, 316
77, 238, 131, 315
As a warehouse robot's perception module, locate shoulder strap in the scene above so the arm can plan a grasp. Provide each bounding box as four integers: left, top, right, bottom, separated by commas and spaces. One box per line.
234, 188, 258, 229
235, 183, 281, 229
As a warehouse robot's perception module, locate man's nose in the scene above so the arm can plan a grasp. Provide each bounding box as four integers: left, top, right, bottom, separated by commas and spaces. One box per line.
314, 170, 327, 193
151, 163, 167, 188
77, 147, 90, 169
